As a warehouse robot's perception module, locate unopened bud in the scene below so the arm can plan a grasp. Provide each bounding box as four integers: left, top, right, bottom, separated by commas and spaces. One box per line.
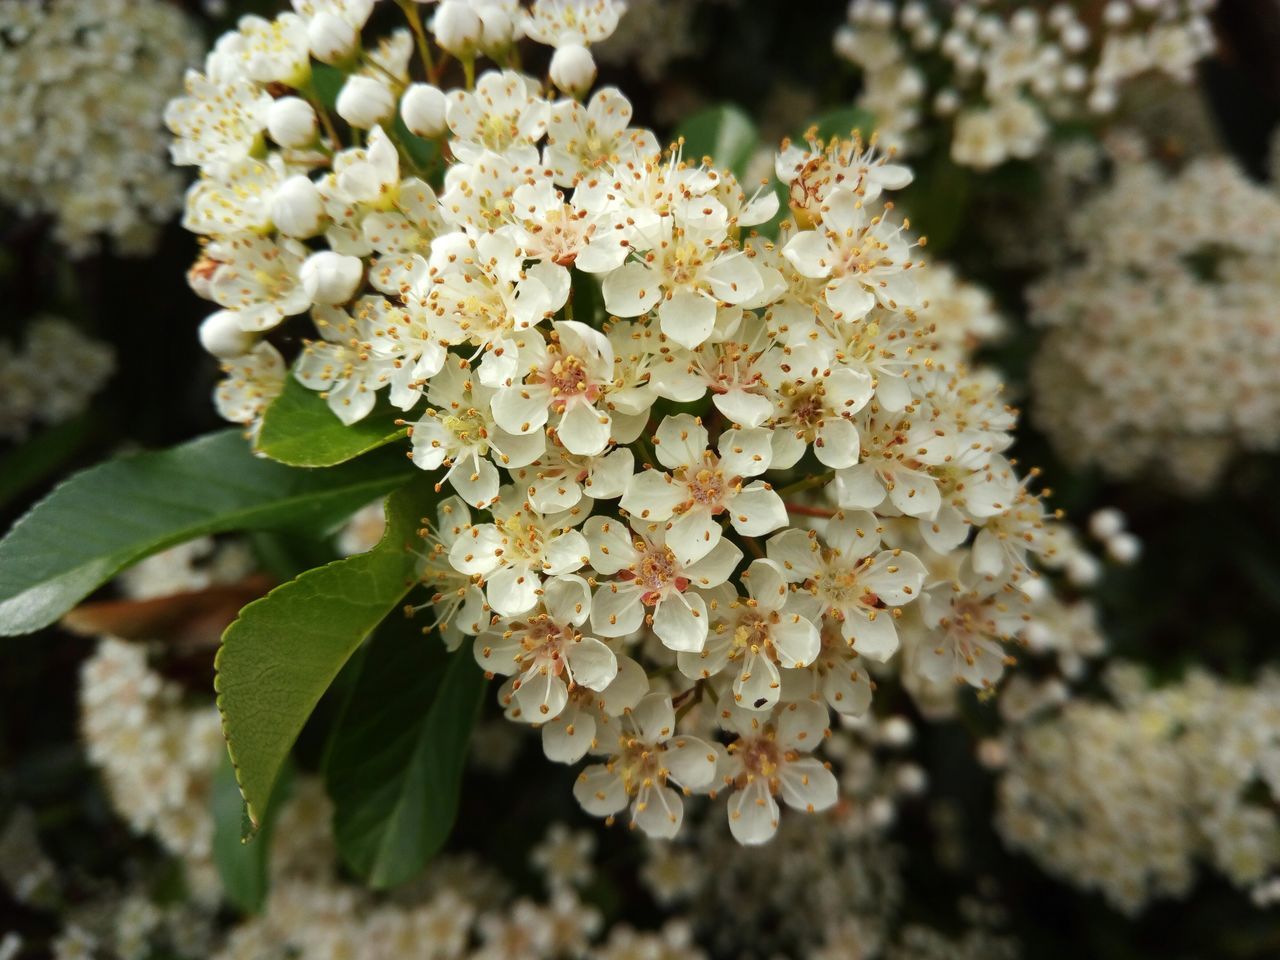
550, 44, 596, 96
308, 12, 359, 64
336, 75, 396, 129
301, 251, 363, 304
267, 97, 318, 149
199, 310, 256, 358
400, 83, 448, 137
271, 175, 324, 238
432, 0, 482, 55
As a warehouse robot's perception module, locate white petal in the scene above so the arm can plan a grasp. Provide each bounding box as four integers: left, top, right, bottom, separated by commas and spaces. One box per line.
542, 704, 595, 764
633, 783, 683, 839
601, 260, 659, 317
885, 469, 941, 519
513, 666, 569, 721
590, 581, 646, 637
663, 735, 717, 790
683, 537, 742, 588
599, 655, 649, 715
543, 573, 591, 626
717, 427, 773, 478
566, 637, 618, 691
620, 470, 682, 522
814, 416, 862, 469
824, 511, 881, 559
665, 508, 722, 565
781, 230, 835, 280
652, 592, 708, 653
584, 516, 639, 574
543, 529, 589, 576
486, 564, 540, 617
824, 276, 876, 321
727, 778, 779, 845
558, 400, 612, 457
658, 291, 717, 350
734, 651, 781, 712
632, 692, 676, 743
574, 764, 628, 817
832, 464, 885, 511
728, 483, 787, 538
778, 757, 838, 813
862, 550, 927, 606
776, 699, 828, 751
654, 414, 709, 470
843, 608, 899, 662
771, 615, 821, 668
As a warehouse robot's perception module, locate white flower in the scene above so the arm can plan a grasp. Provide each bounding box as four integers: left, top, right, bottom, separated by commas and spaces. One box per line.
781, 188, 920, 321
476, 574, 616, 720
207, 235, 312, 332
511, 445, 635, 514
910, 574, 1029, 689
417, 229, 570, 385
214, 342, 285, 425
584, 517, 742, 652
543, 88, 660, 187
448, 484, 589, 616
540, 653, 648, 763
677, 559, 821, 713
523, 0, 626, 48
272, 174, 326, 238
763, 343, 874, 470
293, 303, 395, 424
231, 13, 312, 86
411, 495, 490, 650
490, 320, 618, 457
621, 414, 784, 563
411, 360, 544, 506
165, 72, 272, 169
717, 699, 837, 845
573, 693, 717, 839
596, 205, 764, 350
767, 511, 927, 661
446, 69, 549, 164
182, 156, 283, 238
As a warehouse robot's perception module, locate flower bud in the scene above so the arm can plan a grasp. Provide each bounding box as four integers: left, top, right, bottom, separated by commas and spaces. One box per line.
267, 97, 318, 148
199, 310, 256, 359
476, 3, 520, 53
400, 83, 448, 137
336, 75, 396, 129
301, 251, 363, 304
308, 12, 359, 64
549, 44, 596, 96
271, 175, 324, 238
431, 0, 482, 55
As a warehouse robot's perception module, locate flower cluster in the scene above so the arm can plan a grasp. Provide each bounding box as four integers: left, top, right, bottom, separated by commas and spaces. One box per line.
995, 665, 1280, 914
0, 316, 115, 442
1029, 152, 1280, 492
0, 0, 202, 255
174, 0, 1103, 844
834, 0, 1217, 168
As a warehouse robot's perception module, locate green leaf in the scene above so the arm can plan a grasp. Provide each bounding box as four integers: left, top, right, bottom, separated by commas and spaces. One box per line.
0, 430, 410, 637
215, 477, 438, 831
675, 104, 758, 179
325, 615, 486, 888
0, 413, 94, 509
900, 150, 972, 255
256, 376, 409, 468
211, 751, 292, 914
802, 106, 877, 142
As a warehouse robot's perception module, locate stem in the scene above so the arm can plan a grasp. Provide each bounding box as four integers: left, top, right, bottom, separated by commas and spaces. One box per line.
305, 92, 343, 151
776, 470, 834, 499
397, 0, 435, 78
785, 503, 837, 519
462, 54, 476, 90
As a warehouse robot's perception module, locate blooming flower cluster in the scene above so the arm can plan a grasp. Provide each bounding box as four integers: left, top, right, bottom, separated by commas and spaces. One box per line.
173, 0, 1103, 845
0, 317, 115, 442
834, 0, 1218, 168
1028, 152, 1280, 492
0, 0, 202, 255
995, 664, 1280, 914
66, 614, 1009, 960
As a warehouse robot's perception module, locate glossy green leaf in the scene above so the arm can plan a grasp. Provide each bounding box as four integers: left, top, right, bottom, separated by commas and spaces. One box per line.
211, 751, 292, 914
255, 376, 409, 468
0, 430, 410, 637
215, 478, 438, 831
325, 616, 487, 888
675, 104, 758, 178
